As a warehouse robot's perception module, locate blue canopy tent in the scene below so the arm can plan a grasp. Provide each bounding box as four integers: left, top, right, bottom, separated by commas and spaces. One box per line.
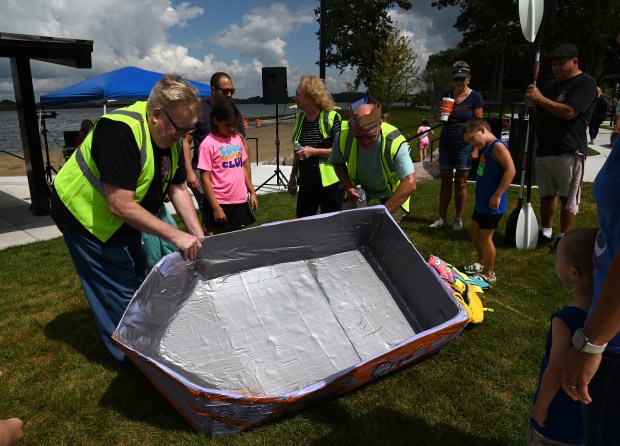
40, 66, 210, 113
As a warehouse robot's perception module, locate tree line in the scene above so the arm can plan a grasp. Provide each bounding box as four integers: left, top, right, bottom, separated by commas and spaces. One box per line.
317, 0, 620, 109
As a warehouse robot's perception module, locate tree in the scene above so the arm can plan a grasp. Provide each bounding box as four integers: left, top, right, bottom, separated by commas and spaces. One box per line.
420, 47, 469, 107
547, 0, 619, 78
315, 0, 413, 90
429, 0, 620, 98
367, 30, 420, 111
419, 48, 466, 108
431, 0, 526, 101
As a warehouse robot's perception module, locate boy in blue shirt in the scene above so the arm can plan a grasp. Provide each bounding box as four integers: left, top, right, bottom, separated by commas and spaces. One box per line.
462, 118, 516, 284
529, 228, 598, 446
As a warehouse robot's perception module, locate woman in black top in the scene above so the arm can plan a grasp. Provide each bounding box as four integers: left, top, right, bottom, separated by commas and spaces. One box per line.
287, 75, 342, 217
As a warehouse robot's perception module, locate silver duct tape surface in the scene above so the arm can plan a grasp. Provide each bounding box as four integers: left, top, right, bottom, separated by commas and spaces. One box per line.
113, 206, 469, 436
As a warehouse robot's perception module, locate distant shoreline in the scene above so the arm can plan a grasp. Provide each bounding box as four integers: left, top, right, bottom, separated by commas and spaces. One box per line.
0, 120, 296, 177
0, 92, 366, 112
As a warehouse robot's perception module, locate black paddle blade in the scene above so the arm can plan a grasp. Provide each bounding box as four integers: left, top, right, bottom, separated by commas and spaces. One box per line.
504, 201, 523, 247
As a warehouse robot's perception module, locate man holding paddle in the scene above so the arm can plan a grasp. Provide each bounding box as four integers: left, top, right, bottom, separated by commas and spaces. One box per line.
524, 43, 597, 250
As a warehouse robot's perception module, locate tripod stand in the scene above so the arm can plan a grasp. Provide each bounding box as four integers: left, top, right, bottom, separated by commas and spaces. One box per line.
255, 103, 289, 191
39, 108, 58, 186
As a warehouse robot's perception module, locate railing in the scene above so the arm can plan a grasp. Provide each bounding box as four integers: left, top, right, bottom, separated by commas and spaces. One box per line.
0, 150, 24, 160
246, 137, 259, 166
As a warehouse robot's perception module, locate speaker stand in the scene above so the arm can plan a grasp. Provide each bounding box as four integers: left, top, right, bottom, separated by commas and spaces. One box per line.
40, 109, 58, 186
255, 103, 289, 191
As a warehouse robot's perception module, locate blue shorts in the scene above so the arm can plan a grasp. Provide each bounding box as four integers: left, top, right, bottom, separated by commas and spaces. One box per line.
439, 145, 472, 171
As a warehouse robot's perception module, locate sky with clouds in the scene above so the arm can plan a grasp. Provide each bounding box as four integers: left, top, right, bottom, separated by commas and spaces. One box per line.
0, 0, 461, 101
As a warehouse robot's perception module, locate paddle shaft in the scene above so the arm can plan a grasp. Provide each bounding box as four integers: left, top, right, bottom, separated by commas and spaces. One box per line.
405, 122, 443, 142
511, 0, 550, 250
523, 44, 541, 204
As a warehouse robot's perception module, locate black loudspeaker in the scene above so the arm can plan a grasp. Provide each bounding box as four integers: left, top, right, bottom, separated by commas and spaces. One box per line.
262, 67, 288, 105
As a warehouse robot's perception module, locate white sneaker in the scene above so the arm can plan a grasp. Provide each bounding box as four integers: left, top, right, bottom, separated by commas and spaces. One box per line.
473, 272, 496, 285
429, 217, 446, 228
463, 262, 483, 274
452, 219, 463, 231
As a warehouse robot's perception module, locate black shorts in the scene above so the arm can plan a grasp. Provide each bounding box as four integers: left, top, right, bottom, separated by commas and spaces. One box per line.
471, 210, 503, 230
296, 183, 343, 218
202, 200, 255, 234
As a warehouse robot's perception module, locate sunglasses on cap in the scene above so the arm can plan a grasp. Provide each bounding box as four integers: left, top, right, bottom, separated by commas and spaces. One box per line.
214, 86, 236, 95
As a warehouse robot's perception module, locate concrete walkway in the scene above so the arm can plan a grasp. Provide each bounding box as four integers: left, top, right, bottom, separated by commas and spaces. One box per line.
0, 127, 614, 250
582, 127, 613, 182
0, 164, 292, 250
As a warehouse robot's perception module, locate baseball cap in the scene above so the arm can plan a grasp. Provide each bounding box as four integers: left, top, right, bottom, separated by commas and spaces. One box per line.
549, 43, 578, 59
452, 67, 470, 79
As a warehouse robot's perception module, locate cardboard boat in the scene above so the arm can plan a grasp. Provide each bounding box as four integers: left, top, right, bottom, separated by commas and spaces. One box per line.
112, 206, 469, 436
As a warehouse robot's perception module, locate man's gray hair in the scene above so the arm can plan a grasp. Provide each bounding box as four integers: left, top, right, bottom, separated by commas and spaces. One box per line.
147, 73, 200, 121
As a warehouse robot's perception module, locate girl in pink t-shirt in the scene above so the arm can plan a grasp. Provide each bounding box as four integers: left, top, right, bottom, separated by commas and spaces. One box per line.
417, 119, 434, 161
198, 98, 258, 235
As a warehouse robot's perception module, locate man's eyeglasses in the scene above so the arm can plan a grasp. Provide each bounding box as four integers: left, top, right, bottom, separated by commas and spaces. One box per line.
353, 133, 378, 140
453, 77, 466, 82
162, 109, 195, 137
214, 87, 236, 96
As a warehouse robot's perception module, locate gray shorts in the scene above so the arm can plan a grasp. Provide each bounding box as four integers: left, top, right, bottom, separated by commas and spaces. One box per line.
535, 153, 576, 198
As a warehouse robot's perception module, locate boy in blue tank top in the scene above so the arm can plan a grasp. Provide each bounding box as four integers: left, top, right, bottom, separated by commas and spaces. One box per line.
528, 228, 598, 446
461, 118, 516, 284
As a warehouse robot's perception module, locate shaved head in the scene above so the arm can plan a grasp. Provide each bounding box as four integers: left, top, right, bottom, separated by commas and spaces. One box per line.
355, 103, 375, 116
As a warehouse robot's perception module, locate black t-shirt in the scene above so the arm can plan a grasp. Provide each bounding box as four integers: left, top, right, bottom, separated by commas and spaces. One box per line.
51, 118, 186, 243
297, 114, 341, 190
536, 72, 597, 157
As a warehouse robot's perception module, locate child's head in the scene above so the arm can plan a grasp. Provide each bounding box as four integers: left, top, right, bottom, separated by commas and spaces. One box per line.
422, 119, 428, 126
80, 119, 93, 133
462, 118, 495, 149
210, 98, 240, 137
555, 227, 598, 287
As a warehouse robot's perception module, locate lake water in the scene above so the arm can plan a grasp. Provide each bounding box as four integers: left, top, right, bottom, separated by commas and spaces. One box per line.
0, 103, 306, 154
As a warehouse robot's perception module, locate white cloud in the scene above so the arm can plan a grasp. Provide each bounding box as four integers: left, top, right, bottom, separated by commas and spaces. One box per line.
0, 0, 208, 99
212, 4, 314, 67
389, 6, 461, 72
0, 1, 461, 100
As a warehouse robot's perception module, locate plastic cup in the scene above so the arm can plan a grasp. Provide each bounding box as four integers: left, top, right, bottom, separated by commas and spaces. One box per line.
439, 97, 455, 121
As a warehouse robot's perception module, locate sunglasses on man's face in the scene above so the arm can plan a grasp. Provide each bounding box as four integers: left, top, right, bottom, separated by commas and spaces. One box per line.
214, 87, 236, 95
162, 109, 195, 137
353, 133, 378, 140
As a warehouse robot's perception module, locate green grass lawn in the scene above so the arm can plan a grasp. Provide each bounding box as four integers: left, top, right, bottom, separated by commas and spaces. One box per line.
0, 178, 600, 445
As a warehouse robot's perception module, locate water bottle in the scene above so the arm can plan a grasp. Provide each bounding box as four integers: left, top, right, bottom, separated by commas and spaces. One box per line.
355, 185, 367, 208
294, 141, 303, 158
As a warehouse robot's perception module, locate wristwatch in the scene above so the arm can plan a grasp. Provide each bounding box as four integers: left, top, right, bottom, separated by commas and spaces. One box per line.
572, 328, 608, 354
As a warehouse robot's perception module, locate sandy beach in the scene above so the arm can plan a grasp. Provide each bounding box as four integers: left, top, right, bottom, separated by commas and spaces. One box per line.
0, 121, 294, 177
0, 120, 441, 181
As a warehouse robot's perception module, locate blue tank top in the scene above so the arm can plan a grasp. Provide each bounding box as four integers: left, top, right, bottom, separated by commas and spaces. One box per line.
531, 305, 587, 444
474, 138, 508, 214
